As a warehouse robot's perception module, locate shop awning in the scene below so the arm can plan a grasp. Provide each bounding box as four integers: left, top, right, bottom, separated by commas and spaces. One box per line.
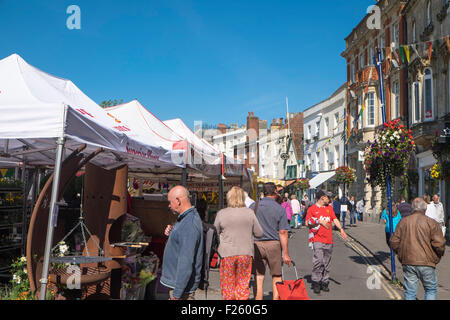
309, 171, 335, 189
257, 177, 287, 187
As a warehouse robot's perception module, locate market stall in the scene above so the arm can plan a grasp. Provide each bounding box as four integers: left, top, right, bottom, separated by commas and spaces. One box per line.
0, 53, 185, 300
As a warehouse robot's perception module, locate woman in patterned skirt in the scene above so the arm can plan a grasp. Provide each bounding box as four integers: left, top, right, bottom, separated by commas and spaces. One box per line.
214, 186, 264, 300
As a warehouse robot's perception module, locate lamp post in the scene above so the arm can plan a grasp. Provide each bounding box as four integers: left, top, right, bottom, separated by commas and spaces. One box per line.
374, 48, 396, 283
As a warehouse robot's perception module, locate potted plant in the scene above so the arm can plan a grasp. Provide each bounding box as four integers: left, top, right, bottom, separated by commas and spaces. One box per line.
364, 119, 415, 189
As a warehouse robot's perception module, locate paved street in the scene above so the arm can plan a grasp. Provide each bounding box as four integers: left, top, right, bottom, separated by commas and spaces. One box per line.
176, 222, 405, 300
343, 221, 450, 300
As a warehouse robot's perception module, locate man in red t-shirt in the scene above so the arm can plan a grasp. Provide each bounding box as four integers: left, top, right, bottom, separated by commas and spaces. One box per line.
306, 189, 347, 294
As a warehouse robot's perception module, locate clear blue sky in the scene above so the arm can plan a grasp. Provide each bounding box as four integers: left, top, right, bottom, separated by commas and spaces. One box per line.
0, 0, 373, 129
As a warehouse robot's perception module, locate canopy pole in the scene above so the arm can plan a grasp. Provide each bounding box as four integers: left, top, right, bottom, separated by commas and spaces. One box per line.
218, 174, 224, 210
181, 168, 188, 187
39, 137, 65, 300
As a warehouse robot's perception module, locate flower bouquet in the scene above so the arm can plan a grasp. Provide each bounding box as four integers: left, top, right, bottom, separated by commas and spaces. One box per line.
335, 166, 357, 185
364, 119, 415, 189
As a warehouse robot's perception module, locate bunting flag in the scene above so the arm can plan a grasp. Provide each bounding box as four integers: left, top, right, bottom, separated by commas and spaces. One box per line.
403, 46, 410, 63
399, 46, 406, 63
428, 41, 433, 61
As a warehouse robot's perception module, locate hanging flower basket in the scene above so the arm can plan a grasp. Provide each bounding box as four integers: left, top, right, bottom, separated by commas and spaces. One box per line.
364, 119, 415, 189
335, 166, 356, 185
294, 178, 310, 190
431, 136, 450, 181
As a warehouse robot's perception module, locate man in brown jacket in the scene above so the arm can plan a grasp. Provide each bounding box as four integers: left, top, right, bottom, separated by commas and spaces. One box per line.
390, 197, 446, 300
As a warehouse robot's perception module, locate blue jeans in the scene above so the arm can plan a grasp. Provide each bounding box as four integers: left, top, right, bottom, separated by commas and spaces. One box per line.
403, 265, 437, 300
341, 211, 346, 228
350, 210, 356, 225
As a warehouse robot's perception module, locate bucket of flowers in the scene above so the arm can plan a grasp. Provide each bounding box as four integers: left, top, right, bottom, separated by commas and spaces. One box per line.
335, 166, 357, 185
363, 119, 415, 189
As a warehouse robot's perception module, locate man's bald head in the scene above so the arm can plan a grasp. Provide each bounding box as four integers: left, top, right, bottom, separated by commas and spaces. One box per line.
168, 185, 192, 215
168, 185, 189, 199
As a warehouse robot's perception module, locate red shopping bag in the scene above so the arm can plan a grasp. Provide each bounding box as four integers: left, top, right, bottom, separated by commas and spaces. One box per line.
276, 262, 310, 300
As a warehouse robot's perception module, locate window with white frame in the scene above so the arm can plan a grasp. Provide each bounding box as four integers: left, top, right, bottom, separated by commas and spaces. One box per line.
334, 112, 339, 130
360, 51, 365, 69
412, 81, 421, 123
324, 147, 329, 171
369, 46, 374, 65
423, 68, 434, 121
315, 121, 320, 137
392, 81, 400, 119
367, 92, 375, 126
315, 152, 320, 172
334, 145, 340, 167
380, 35, 385, 60
350, 61, 356, 83
324, 118, 329, 137
392, 23, 399, 48
358, 94, 363, 128
307, 125, 312, 140
307, 154, 312, 169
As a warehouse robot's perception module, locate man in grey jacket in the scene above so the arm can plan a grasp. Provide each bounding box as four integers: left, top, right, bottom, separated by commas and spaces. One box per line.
161, 186, 204, 300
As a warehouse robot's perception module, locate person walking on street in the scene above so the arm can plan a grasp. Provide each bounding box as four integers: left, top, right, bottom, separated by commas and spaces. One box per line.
381, 203, 402, 248
290, 195, 301, 229
161, 186, 204, 300
301, 195, 313, 228
250, 183, 292, 300
390, 197, 446, 300
214, 186, 264, 300
305, 189, 347, 294
356, 198, 364, 222
348, 195, 357, 227
425, 194, 446, 236
340, 194, 349, 229
281, 197, 293, 225
397, 195, 413, 218
332, 196, 341, 230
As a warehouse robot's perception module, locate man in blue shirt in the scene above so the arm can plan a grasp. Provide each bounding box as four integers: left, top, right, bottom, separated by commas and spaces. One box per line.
161, 186, 204, 300
250, 183, 292, 300
332, 196, 341, 230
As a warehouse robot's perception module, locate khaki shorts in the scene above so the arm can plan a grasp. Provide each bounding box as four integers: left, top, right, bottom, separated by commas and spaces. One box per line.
253, 240, 282, 276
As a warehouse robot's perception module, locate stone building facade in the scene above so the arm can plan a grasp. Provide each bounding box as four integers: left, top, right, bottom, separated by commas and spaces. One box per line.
341, 0, 411, 222
403, 0, 450, 226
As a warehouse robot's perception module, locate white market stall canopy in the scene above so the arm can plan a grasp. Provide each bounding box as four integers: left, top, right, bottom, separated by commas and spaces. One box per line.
164, 118, 246, 177
309, 171, 336, 189
0, 54, 184, 169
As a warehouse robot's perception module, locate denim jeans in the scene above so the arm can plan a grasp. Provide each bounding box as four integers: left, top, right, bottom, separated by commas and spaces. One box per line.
341, 211, 346, 228
350, 210, 356, 225
403, 265, 437, 300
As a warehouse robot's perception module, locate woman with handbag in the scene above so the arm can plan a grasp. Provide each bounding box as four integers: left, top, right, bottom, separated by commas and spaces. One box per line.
214, 186, 264, 300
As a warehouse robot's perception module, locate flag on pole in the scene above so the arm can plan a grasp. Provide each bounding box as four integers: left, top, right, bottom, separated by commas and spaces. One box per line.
428, 41, 433, 61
